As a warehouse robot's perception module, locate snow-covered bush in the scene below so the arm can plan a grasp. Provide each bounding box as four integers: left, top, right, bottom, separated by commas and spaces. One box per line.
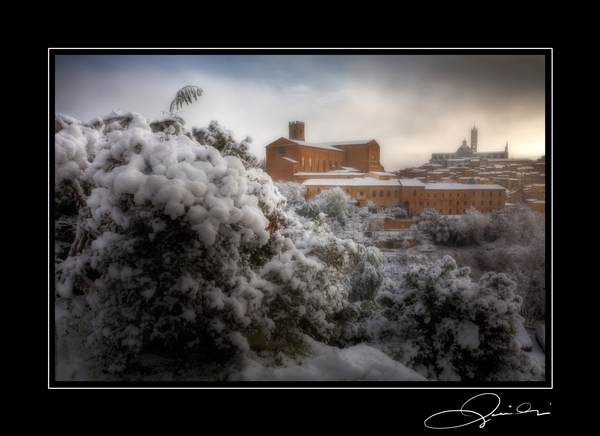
191, 120, 260, 170
346, 244, 387, 302
384, 206, 408, 219
54, 115, 101, 263
314, 187, 357, 225
372, 255, 542, 381
486, 202, 545, 245
416, 208, 488, 247
296, 200, 321, 219
274, 181, 306, 211
259, 213, 356, 345
54, 109, 354, 374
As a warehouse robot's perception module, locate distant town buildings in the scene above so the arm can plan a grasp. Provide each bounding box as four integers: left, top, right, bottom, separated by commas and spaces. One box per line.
265, 122, 545, 215
429, 125, 509, 164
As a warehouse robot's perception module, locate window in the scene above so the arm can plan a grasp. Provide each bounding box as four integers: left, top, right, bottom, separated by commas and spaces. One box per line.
387, 191, 391, 197
489, 200, 492, 205
359, 191, 364, 196
481, 200, 484, 205
380, 191, 384, 197
413, 190, 417, 196
372, 190, 376, 197
279, 146, 286, 156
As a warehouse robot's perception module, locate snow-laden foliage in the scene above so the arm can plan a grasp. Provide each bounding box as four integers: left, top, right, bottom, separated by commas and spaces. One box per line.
169, 85, 202, 114
296, 200, 321, 219
372, 255, 543, 381
346, 244, 387, 302
259, 213, 356, 345
416, 208, 486, 246
54, 115, 101, 263
313, 186, 357, 225
54, 111, 354, 374
274, 181, 306, 211
383, 206, 408, 219
191, 120, 260, 170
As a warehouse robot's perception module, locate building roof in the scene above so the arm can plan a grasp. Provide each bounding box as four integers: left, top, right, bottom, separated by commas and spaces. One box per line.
294, 170, 364, 177
369, 171, 396, 176
285, 139, 348, 152
319, 140, 375, 147
398, 179, 426, 187
424, 183, 506, 190
282, 157, 299, 164
303, 177, 402, 187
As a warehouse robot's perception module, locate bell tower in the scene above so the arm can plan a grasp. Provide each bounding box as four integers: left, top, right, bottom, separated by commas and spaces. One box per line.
471, 125, 478, 153
289, 121, 305, 141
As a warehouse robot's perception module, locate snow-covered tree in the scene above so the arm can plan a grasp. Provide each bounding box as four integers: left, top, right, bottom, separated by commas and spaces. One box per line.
313, 187, 357, 225
346, 244, 387, 302
296, 200, 321, 219
372, 255, 543, 381
54, 92, 356, 375
274, 181, 306, 212
259, 213, 356, 346
54, 114, 101, 263
191, 120, 260, 170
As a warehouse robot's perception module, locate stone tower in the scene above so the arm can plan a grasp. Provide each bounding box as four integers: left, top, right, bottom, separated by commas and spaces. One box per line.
471, 125, 478, 153
289, 121, 305, 141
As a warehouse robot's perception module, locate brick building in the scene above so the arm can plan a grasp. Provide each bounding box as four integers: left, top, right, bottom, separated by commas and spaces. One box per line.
304, 178, 506, 215
265, 121, 384, 182
266, 121, 507, 215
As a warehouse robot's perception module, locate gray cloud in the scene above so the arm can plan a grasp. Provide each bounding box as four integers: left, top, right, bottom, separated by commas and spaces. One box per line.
52, 50, 548, 170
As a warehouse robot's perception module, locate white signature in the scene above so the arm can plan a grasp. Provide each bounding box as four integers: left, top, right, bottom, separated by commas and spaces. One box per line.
424, 392, 550, 429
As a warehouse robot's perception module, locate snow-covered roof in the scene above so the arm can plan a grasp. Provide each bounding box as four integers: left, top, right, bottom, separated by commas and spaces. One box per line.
424, 183, 506, 190
282, 157, 299, 164
319, 140, 374, 147
369, 171, 396, 176
294, 170, 364, 176
303, 177, 402, 187
286, 139, 347, 152
398, 179, 426, 187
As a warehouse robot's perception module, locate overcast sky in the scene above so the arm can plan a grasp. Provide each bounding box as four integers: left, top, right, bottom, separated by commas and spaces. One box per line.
52, 49, 549, 171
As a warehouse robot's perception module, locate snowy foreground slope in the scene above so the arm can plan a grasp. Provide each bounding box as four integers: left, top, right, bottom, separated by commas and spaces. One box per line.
229, 336, 428, 382
54, 333, 428, 382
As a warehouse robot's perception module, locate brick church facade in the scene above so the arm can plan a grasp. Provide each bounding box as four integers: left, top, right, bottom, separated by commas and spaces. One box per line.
265, 122, 506, 215
265, 121, 384, 182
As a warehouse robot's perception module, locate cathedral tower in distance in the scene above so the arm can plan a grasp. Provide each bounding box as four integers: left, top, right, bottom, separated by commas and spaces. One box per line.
471, 125, 478, 153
